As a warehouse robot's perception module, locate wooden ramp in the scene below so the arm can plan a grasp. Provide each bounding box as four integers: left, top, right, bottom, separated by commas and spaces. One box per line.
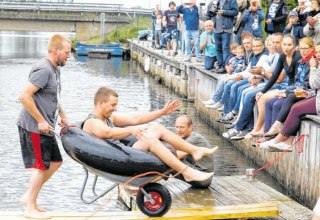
119, 175, 312, 220
0, 203, 278, 219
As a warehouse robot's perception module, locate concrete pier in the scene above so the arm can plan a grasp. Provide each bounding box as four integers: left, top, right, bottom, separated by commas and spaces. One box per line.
130, 39, 320, 210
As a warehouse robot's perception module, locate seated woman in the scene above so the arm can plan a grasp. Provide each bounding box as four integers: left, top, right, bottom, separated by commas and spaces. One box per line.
250, 35, 301, 144
82, 87, 218, 185
262, 37, 315, 140
260, 43, 320, 151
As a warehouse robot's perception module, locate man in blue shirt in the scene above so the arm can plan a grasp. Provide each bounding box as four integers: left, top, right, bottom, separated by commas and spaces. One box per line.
177, 0, 201, 62
200, 20, 217, 70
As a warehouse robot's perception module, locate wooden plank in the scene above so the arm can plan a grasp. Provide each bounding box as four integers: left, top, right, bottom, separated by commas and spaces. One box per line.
0, 203, 278, 220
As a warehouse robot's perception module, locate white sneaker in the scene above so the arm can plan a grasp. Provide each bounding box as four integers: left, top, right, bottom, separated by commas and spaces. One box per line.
211, 102, 223, 109
269, 142, 292, 152
203, 99, 215, 105
216, 105, 224, 111
259, 139, 275, 151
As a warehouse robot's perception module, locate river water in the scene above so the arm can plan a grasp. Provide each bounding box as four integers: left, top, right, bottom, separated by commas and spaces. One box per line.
0, 31, 287, 212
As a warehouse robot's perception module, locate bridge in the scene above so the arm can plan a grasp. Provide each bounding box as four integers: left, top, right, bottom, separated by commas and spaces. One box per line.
0, 1, 152, 40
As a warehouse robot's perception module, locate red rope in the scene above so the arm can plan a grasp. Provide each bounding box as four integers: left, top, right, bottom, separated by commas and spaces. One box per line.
246, 134, 305, 177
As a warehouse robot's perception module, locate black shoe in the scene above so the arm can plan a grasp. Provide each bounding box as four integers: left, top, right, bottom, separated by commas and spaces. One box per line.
215, 68, 226, 74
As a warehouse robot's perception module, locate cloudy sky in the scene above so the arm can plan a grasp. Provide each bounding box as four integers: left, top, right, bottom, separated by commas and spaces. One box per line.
74, 0, 209, 9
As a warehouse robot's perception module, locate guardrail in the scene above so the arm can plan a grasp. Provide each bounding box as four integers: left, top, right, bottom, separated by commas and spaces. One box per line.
0, 1, 152, 20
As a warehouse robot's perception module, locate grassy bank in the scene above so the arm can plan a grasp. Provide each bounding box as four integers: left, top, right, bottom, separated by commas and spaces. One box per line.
86, 17, 152, 44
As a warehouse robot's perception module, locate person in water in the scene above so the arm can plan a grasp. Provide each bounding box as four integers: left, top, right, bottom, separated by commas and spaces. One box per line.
82, 87, 218, 186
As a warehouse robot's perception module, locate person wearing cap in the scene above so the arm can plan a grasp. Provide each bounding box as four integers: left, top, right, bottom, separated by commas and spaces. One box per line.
265, 0, 288, 35
283, 10, 305, 45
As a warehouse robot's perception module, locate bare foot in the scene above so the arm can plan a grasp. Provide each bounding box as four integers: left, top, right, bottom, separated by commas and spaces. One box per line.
182, 167, 213, 182
192, 146, 219, 161
23, 209, 51, 219
20, 197, 46, 212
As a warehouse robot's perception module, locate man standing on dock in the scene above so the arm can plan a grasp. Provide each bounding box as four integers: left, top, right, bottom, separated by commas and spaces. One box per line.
17, 34, 71, 219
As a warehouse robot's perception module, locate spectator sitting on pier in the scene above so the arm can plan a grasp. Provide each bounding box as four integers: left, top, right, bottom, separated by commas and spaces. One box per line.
163, 1, 180, 56
260, 41, 318, 152
204, 44, 245, 108
206, 32, 253, 111
82, 87, 219, 187
219, 35, 279, 132
199, 20, 217, 70
175, 115, 214, 173
314, 197, 320, 220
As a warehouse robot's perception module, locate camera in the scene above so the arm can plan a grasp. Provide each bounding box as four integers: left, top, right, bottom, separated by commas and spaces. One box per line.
212, 0, 219, 12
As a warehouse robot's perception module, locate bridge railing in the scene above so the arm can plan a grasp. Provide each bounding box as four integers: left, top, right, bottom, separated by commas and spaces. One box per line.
0, 1, 152, 20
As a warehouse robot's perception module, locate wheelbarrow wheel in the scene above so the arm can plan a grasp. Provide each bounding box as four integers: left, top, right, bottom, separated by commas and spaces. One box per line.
136, 182, 172, 217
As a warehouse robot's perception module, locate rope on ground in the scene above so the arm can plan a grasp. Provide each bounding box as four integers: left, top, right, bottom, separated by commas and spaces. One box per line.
246, 134, 305, 177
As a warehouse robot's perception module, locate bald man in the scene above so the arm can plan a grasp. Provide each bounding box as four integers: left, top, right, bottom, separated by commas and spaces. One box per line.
175, 115, 218, 173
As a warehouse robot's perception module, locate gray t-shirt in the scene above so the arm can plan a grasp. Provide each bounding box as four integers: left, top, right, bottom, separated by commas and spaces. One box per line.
184, 132, 214, 172
17, 58, 61, 136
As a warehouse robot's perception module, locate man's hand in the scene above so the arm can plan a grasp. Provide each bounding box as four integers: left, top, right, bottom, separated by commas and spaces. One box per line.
130, 126, 146, 138
266, 19, 272, 24
217, 10, 224, 15
310, 57, 318, 67
38, 120, 53, 134
234, 74, 242, 81
58, 117, 69, 127
225, 66, 234, 73
162, 99, 180, 115
249, 66, 263, 75
307, 16, 317, 27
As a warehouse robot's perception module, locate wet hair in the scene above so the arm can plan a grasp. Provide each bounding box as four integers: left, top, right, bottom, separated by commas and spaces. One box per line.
299, 37, 315, 48
94, 87, 118, 105
178, 114, 193, 127
48, 34, 70, 53
169, 1, 176, 7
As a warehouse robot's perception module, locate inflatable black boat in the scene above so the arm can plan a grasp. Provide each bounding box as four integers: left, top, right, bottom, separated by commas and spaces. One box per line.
60, 126, 169, 176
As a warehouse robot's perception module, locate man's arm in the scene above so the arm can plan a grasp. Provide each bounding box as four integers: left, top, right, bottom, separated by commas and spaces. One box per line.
113, 99, 180, 127
19, 82, 53, 133
83, 118, 141, 140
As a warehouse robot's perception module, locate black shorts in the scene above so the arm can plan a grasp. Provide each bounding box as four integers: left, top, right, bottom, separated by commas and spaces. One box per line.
18, 126, 62, 170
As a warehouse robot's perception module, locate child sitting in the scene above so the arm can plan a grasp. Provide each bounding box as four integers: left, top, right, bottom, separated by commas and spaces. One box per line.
203, 45, 245, 108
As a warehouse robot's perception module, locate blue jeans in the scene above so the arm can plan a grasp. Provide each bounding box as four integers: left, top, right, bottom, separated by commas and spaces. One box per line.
224, 79, 248, 114
185, 30, 201, 59
232, 82, 251, 113
264, 98, 285, 132
234, 85, 265, 131
214, 32, 231, 68
211, 75, 227, 102
221, 79, 235, 109
204, 56, 217, 70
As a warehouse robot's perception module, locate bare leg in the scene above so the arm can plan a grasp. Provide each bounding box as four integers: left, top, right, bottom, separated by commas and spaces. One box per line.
252, 90, 279, 135
135, 124, 218, 161
134, 133, 213, 182
21, 161, 62, 215
274, 134, 294, 145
